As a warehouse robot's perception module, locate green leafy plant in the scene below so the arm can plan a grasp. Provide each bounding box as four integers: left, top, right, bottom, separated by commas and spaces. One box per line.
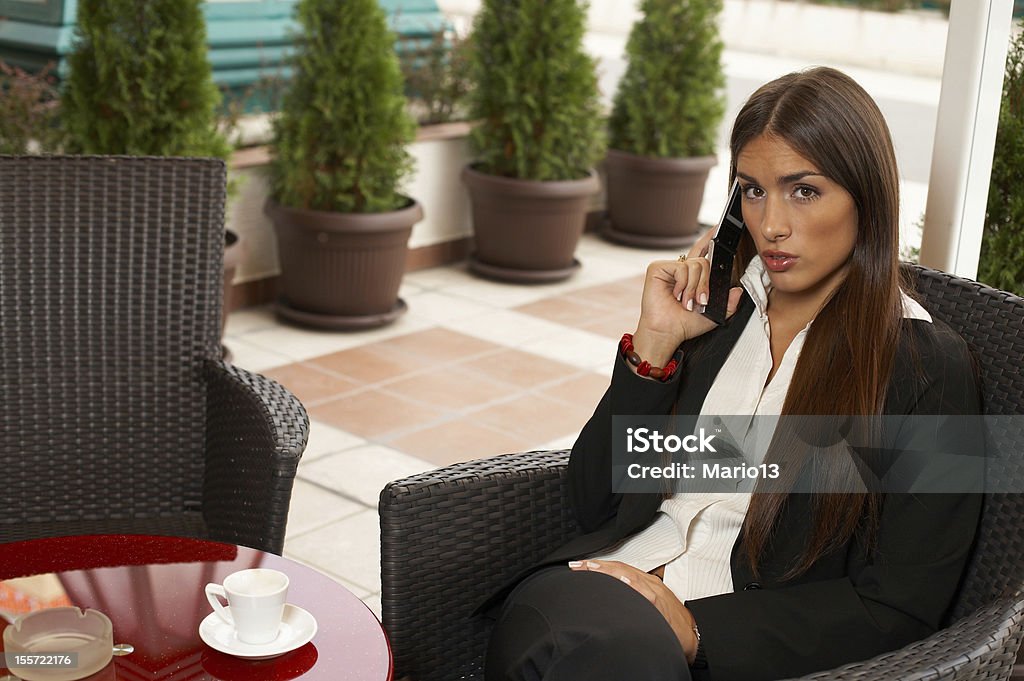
979, 24, 1024, 296
809, 0, 952, 11
216, 71, 289, 148
399, 28, 473, 126
608, 0, 725, 158
467, 0, 603, 180
62, 0, 229, 159
215, 44, 291, 122
800, 0, 952, 13
0, 61, 65, 154
269, 0, 415, 213
900, 213, 923, 264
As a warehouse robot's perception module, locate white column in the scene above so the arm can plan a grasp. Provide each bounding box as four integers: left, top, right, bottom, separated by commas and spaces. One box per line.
919, 0, 1014, 278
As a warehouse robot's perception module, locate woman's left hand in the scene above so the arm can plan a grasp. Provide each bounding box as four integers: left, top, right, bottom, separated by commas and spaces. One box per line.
569, 559, 699, 664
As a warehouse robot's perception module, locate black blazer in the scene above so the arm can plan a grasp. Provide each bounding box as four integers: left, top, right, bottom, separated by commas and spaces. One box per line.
484, 293, 983, 681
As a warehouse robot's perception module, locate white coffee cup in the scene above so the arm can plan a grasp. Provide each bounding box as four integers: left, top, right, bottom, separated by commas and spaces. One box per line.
205, 568, 289, 645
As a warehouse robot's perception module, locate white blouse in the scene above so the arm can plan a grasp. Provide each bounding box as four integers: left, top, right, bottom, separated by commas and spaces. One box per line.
589, 255, 932, 602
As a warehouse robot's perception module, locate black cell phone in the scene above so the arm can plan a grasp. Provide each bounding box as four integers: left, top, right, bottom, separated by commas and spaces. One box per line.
700, 180, 746, 325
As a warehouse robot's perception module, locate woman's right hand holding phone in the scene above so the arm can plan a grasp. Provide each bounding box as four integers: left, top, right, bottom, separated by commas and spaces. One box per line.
631, 230, 744, 370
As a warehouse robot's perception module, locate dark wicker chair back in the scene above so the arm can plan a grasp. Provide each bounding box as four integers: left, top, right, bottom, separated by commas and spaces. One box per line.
906, 265, 1024, 624
0, 155, 306, 552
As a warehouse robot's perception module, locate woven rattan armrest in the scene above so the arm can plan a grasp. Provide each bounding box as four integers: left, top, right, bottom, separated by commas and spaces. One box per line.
782, 593, 1024, 681
380, 449, 576, 681
202, 360, 309, 554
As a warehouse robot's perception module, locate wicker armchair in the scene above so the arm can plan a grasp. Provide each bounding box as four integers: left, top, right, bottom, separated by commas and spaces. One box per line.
0, 155, 308, 555
380, 265, 1024, 680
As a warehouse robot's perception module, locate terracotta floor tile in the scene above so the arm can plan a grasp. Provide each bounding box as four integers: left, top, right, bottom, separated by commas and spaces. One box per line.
261, 362, 360, 406
308, 389, 446, 439
578, 308, 642, 341
571, 275, 647, 309
459, 348, 583, 390
541, 372, 611, 407
471, 394, 597, 444
373, 327, 502, 365
309, 345, 426, 384
513, 296, 607, 327
383, 365, 511, 411
387, 419, 531, 466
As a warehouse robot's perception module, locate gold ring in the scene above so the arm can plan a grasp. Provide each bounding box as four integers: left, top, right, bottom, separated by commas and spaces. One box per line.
678, 254, 688, 262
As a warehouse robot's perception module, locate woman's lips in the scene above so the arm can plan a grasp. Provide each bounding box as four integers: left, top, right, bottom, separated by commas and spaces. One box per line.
762, 252, 798, 272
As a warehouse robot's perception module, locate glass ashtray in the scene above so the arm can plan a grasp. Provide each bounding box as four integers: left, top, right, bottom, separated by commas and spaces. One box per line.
3, 607, 113, 681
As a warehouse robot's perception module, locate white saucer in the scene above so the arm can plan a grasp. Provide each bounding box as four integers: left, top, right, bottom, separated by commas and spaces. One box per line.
199, 604, 318, 660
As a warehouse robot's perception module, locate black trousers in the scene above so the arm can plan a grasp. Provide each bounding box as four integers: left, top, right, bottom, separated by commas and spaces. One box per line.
485, 567, 706, 681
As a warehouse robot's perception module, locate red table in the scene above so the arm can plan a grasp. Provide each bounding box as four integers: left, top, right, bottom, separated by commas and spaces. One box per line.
0, 535, 392, 681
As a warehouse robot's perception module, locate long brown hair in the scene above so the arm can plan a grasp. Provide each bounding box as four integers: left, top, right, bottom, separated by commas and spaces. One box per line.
729, 67, 909, 579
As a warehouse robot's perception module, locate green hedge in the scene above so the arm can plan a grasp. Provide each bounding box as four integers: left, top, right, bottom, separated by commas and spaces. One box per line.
796, 0, 1022, 15
978, 24, 1024, 297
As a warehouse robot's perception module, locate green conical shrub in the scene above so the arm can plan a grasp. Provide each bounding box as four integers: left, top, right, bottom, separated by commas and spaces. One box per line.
608, 0, 725, 158
62, 0, 229, 159
467, 0, 603, 181
979, 23, 1024, 296
270, 0, 415, 213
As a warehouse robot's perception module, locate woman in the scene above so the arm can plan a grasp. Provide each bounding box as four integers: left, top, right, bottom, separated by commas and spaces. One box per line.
483, 67, 982, 681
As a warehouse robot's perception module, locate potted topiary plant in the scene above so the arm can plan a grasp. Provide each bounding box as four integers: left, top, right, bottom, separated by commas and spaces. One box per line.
63, 0, 231, 160
978, 22, 1024, 296
462, 0, 604, 283
62, 0, 239, 351
265, 0, 419, 329
603, 0, 726, 248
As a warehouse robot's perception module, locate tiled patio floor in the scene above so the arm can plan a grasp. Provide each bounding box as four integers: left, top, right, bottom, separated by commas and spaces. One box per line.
223, 233, 684, 619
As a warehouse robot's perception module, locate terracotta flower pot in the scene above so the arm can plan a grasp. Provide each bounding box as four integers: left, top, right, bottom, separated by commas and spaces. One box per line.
603, 149, 716, 249
265, 198, 423, 330
462, 164, 600, 283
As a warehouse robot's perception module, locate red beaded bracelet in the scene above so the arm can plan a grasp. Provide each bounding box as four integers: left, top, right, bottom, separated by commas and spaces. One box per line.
619, 333, 679, 381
